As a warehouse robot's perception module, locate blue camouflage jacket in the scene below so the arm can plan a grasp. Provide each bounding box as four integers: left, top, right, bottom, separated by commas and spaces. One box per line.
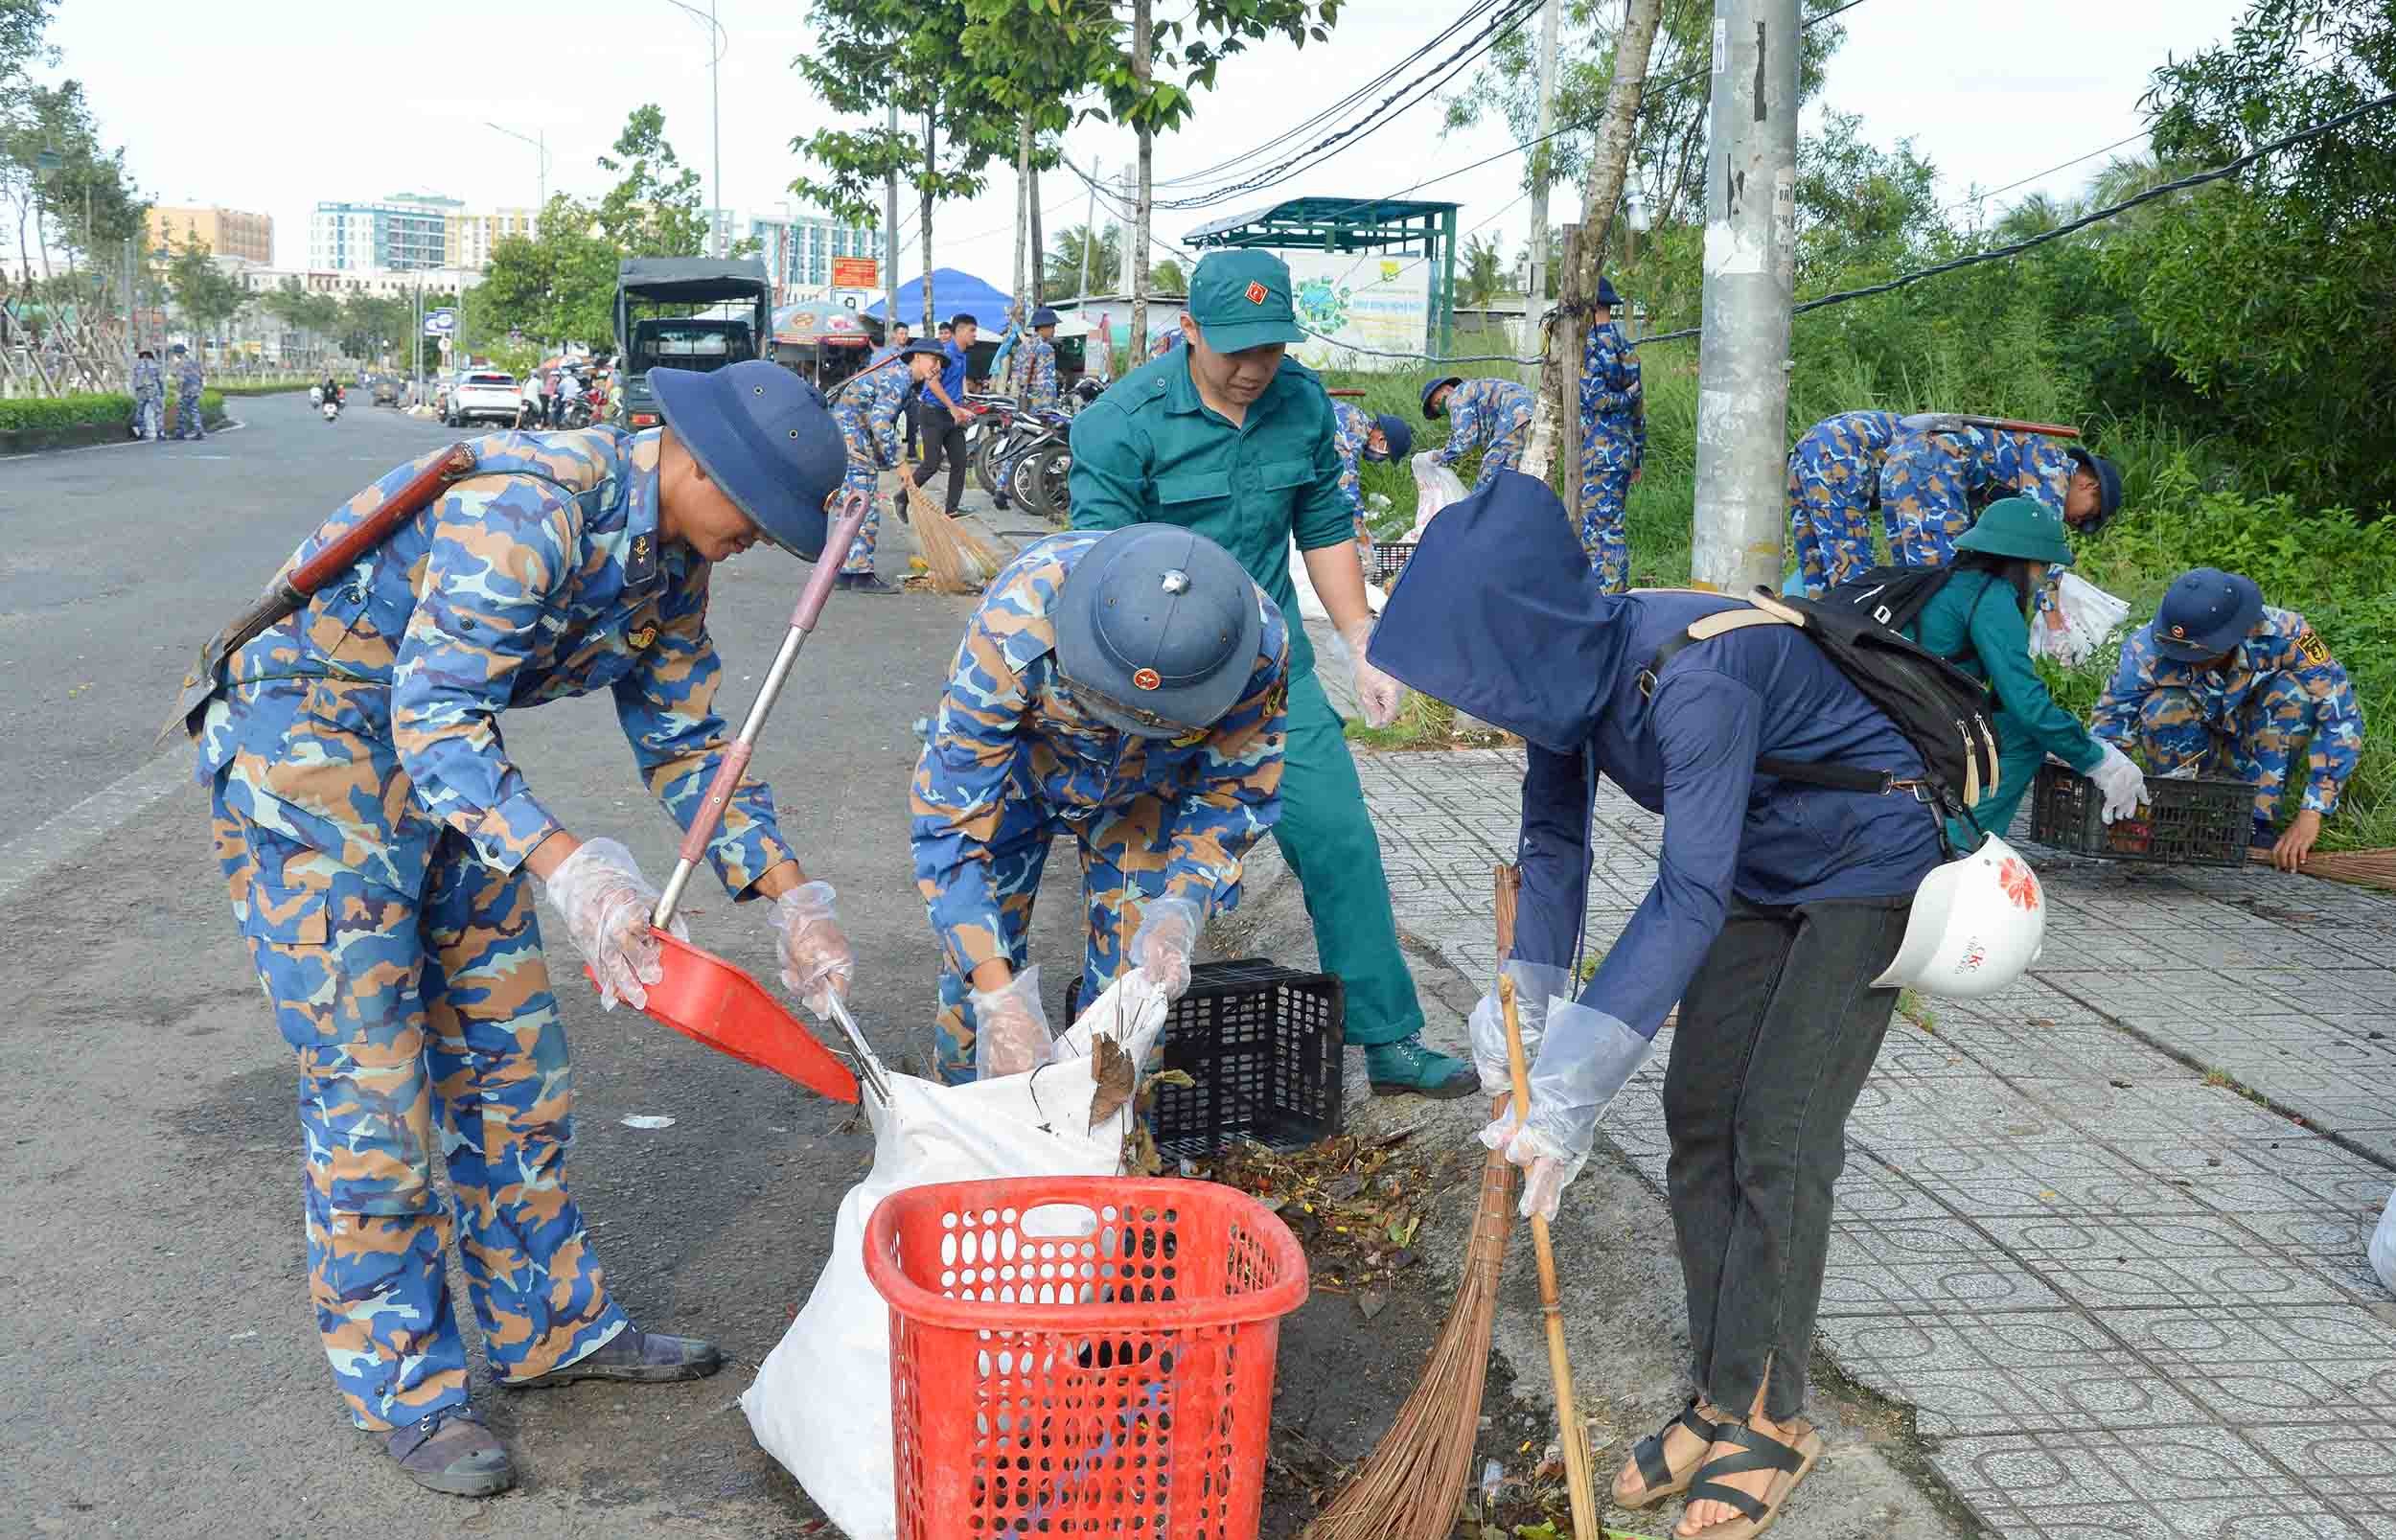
194, 427, 796, 899
1433, 377, 1532, 468
910, 532, 1289, 979
834, 358, 912, 471
2092, 607, 2365, 816
131, 358, 163, 400
1022, 334, 1060, 410
1578, 321, 1645, 466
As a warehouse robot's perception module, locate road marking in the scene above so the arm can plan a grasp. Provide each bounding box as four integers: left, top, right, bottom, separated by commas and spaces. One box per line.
0, 750, 193, 906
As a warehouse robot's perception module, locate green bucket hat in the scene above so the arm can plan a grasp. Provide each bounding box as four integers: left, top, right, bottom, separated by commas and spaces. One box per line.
1955, 495, 2075, 567
1186, 250, 1306, 354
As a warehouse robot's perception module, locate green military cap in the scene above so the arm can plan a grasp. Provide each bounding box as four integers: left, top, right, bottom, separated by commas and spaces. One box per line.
1187, 250, 1307, 354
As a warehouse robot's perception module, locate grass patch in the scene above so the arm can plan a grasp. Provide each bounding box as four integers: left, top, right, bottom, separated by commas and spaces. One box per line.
0, 389, 227, 433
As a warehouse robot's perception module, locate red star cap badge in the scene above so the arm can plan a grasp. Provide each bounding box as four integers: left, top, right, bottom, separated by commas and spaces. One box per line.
1245, 281, 1267, 305
1132, 667, 1163, 692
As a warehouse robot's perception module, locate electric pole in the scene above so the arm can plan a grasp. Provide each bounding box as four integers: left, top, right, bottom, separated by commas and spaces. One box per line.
1128, 0, 1154, 363
1689, 0, 1799, 594
1078, 158, 1098, 300
1522, 0, 1559, 390
883, 93, 900, 335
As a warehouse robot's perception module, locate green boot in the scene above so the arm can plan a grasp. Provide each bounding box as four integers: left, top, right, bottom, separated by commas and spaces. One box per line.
1363, 1034, 1478, 1099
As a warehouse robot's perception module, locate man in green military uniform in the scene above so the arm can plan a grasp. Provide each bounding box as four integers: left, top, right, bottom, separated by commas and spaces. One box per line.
1068, 251, 1473, 1097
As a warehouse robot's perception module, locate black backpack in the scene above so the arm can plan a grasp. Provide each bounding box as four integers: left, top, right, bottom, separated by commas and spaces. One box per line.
1822, 563, 1956, 636
1644, 587, 2003, 826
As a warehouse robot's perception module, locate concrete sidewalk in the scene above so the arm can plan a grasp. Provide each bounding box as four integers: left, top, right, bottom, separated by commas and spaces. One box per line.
1251, 687, 2396, 1539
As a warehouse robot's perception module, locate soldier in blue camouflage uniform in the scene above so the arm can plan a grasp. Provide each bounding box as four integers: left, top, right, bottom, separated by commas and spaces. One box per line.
1784, 409, 1901, 596
1021, 307, 1062, 410
184, 360, 853, 1499
168, 342, 206, 440
1422, 374, 1534, 488
911, 525, 1288, 1084
1330, 402, 1412, 582
1878, 424, 2123, 569
1576, 278, 1645, 590
832, 339, 945, 594
131, 348, 165, 441
2091, 566, 2364, 872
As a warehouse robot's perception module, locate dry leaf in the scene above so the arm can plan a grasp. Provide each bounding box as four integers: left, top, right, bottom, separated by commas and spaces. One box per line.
1356, 1290, 1387, 1322
1088, 1037, 1134, 1131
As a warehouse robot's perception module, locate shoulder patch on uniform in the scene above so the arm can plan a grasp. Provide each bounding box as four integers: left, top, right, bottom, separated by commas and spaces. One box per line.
2295, 627, 2331, 666
625, 530, 659, 589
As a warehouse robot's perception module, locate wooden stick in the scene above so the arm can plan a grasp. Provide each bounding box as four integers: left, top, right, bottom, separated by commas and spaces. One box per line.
1501, 973, 1600, 1538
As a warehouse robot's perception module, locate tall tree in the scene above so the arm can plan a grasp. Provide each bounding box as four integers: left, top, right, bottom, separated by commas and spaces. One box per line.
475, 194, 621, 348
1458, 232, 1508, 308
165, 235, 244, 349
595, 104, 711, 257
1046, 222, 1121, 294
791, 0, 1015, 331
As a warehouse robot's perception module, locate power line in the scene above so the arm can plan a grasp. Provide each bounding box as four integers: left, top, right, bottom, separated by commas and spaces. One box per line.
1940, 128, 2153, 216
1157, 0, 1544, 210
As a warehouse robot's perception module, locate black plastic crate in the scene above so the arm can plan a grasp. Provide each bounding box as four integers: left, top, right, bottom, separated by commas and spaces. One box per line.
1067, 958, 1345, 1161
2028, 761, 2252, 866
1367, 540, 1417, 585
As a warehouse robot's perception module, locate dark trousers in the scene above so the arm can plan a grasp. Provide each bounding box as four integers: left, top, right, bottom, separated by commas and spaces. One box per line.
911, 402, 969, 515
1663, 894, 1911, 1422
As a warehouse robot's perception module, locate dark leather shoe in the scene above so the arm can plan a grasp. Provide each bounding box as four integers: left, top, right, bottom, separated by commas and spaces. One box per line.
385, 1406, 513, 1498
507, 1326, 723, 1388
838, 574, 901, 595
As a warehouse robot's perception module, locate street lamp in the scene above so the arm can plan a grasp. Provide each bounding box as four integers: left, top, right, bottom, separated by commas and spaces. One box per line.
487, 122, 550, 224
659, 0, 726, 258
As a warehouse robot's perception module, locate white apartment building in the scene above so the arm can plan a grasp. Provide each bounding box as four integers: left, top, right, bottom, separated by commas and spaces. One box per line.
310, 194, 465, 271
706, 209, 886, 297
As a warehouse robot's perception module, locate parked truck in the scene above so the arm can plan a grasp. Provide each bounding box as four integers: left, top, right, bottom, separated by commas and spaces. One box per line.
612, 257, 772, 430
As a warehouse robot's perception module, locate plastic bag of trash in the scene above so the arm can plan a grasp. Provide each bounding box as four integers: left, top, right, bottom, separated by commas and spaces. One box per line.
1409, 449, 1468, 540
2031, 571, 2132, 667
741, 975, 1170, 1540
1287, 538, 1385, 620
2371, 1185, 2396, 1296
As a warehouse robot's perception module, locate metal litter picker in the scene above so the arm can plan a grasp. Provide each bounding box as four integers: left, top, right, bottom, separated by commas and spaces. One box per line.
622, 494, 884, 1101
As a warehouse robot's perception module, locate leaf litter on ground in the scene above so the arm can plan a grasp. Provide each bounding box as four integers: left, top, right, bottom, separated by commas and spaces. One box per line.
1191, 1128, 1471, 1296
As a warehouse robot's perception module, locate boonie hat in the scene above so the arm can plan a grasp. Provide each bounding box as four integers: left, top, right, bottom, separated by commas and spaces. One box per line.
1031, 307, 1060, 328
649, 358, 846, 561
2152, 566, 2263, 663
1055, 524, 1262, 740
2066, 448, 2124, 533
1596, 275, 1623, 308
1954, 496, 2074, 567
895, 338, 948, 364
1369, 413, 1413, 462
1420, 375, 1463, 419
1186, 250, 1306, 354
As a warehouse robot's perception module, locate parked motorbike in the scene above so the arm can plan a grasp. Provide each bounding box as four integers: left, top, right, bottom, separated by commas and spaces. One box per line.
562, 396, 598, 430
999, 410, 1073, 522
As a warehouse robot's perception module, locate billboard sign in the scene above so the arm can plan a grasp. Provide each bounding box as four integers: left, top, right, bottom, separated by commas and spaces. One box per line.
830, 257, 879, 289
423, 308, 458, 337
1279, 251, 1429, 373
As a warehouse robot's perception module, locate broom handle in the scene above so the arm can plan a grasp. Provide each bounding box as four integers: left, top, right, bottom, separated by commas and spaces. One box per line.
1502, 973, 1600, 1537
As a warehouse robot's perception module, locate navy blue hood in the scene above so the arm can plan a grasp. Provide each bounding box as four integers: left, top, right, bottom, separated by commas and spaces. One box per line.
1368, 471, 1630, 753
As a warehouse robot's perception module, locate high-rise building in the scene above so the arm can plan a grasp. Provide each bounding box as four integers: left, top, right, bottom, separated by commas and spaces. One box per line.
719, 209, 885, 297
147, 205, 273, 264
311, 193, 464, 271
445, 208, 540, 272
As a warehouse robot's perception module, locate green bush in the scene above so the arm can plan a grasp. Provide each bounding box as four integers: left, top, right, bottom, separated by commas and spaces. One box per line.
0, 389, 230, 435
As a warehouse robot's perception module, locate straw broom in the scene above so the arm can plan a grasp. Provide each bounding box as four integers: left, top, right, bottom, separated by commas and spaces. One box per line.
2247, 844, 2396, 894
1303, 864, 1523, 1540
902, 474, 1006, 594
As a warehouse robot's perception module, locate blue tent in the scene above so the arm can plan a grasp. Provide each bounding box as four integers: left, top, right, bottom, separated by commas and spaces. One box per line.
863, 268, 1015, 328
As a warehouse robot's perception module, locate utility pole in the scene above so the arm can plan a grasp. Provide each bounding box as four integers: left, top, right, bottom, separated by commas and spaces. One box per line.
1689, 0, 1798, 594
1128, 0, 1154, 363
121, 235, 134, 385
710, 0, 722, 259
1078, 157, 1097, 300
883, 93, 900, 333
1522, 0, 1559, 390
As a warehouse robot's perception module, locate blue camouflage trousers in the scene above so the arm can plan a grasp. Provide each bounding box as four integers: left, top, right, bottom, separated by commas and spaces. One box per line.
1786, 414, 1891, 595
212, 786, 627, 1431
1471, 398, 1534, 487
172, 391, 205, 439
1578, 440, 1634, 592
931, 805, 1180, 1086
835, 461, 882, 576
2129, 673, 2321, 823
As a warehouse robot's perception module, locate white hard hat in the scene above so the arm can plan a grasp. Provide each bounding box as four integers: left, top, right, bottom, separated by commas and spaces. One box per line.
1871, 835, 2047, 999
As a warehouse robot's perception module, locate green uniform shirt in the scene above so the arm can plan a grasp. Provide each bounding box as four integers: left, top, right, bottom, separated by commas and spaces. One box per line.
1909, 567, 2106, 772
1068, 350, 1351, 680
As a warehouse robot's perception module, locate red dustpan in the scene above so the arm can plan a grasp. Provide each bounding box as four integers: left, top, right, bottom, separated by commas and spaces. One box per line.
605, 495, 881, 1102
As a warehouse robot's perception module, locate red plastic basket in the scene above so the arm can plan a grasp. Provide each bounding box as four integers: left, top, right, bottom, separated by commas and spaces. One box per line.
864, 1176, 1309, 1540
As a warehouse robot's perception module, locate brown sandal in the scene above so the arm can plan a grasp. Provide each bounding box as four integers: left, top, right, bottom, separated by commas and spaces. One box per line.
1612, 1398, 1722, 1509
1675, 1418, 1823, 1540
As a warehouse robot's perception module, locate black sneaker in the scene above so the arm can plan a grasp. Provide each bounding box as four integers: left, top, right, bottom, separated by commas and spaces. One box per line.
385, 1406, 513, 1498
838, 573, 901, 595
507, 1326, 723, 1388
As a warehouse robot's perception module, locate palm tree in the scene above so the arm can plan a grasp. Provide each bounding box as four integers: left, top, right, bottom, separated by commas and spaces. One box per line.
1149, 258, 1186, 295
1459, 232, 1508, 310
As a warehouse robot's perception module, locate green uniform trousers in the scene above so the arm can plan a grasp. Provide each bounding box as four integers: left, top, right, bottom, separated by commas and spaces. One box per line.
1272, 671, 1422, 1046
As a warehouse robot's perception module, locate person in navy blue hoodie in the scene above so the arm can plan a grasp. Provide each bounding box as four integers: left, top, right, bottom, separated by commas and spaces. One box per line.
1371, 471, 1944, 1540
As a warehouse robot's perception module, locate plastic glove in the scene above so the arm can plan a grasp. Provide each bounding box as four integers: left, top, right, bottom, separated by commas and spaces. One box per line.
1476, 998, 1655, 1221
1465, 959, 1570, 1095
540, 838, 682, 1012
771, 880, 853, 1014
1128, 896, 1202, 1000
2088, 741, 2148, 825
968, 964, 1053, 1081
1338, 617, 1404, 729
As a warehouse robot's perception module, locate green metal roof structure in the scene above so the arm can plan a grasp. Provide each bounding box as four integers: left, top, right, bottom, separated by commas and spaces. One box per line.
1186, 196, 1463, 357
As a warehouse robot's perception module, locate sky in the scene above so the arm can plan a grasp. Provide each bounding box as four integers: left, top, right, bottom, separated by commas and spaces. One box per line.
49, 0, 2255, 286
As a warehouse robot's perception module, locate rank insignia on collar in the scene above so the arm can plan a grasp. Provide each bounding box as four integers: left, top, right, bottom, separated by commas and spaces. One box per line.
628, 624, 658, 652
625, 531, 658, 588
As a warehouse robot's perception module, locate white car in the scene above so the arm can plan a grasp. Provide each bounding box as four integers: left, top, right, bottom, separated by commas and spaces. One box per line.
443, 370, 519, 427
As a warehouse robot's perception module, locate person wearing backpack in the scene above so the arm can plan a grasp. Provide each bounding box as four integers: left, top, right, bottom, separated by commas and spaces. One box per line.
1369, 471, 1984, 1540
1893, 497, 2147, 844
